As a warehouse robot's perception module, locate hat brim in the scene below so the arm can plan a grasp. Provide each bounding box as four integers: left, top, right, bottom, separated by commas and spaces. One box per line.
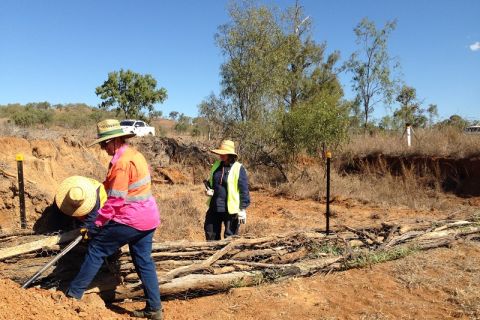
88, 132, 136, 147
55, 176, 100, 217
210, 149, 237, 156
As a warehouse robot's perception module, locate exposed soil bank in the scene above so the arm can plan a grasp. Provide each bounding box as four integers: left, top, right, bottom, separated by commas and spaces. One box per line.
341, 154, 480, 196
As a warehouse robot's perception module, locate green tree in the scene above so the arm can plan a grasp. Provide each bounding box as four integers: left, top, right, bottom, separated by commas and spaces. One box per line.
148, 110, 163, 123
280, 96, 349, 157
345, 97, 363, 130
379, 115, 394, 130
95, 69, 167, 119
436, 114, 470, 130
198, 93, 234, 140
216, 1, 284, 121
346, 18, 400, 131
174, 113, 192, 133
278, 2, 342, 111
168, 111, 179, 120
426, 104, 438, 127
393, 85, 427, 128
149, 110, 163, 119
209, 1, 348, 179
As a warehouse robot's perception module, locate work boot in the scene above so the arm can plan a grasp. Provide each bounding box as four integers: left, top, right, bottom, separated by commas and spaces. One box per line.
131, 308, 163, 320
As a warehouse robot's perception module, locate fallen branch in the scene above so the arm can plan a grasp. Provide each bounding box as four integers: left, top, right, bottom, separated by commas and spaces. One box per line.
1, 219, 478, 300
0, 229, 79, 261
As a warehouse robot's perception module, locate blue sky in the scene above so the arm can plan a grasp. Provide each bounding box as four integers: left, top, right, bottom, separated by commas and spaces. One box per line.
0, 0, 478, 121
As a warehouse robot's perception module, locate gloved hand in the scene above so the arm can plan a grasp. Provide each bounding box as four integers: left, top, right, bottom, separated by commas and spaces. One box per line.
80, 226, 99, 242
238, 209, 247, 224
203, 180, 214, 196
80, 228, 90, 242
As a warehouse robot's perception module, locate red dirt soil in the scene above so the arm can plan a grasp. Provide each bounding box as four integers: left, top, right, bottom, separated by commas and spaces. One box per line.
153, 241, 480, 320
0, 279, 133, 319
0, 135, 479, 319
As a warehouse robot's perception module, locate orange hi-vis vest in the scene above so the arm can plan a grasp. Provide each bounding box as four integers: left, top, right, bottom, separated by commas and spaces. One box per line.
104, 146, 152, 202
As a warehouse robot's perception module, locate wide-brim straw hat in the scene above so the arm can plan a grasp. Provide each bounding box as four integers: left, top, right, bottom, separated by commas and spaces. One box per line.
55, 176, 101, 217
210, 139, 237, 156
88, 119, 136, 147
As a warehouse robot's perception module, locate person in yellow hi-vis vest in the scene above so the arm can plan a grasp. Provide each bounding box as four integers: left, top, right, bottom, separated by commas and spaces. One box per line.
204, 140, 250, 241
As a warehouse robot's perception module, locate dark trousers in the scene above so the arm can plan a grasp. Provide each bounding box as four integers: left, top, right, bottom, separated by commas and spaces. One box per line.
204, 209, 240, 241
67, 221, 161, 312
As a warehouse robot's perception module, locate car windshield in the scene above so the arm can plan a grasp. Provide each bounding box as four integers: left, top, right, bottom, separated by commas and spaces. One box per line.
120, 120, 135, 126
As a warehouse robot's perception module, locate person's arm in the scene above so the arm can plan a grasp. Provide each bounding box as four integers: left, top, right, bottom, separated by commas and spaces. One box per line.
238, 166, 250, 209
95, 166, 129, 227
81, 188, 101, 230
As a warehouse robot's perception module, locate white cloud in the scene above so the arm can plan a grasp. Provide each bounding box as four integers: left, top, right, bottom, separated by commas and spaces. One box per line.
470, 42, 480, 51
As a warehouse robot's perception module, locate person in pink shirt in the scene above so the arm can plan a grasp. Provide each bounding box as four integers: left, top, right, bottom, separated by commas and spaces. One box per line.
66, 119, 162, 320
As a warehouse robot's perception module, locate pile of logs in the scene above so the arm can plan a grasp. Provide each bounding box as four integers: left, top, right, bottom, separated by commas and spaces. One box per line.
0, 218, 479, 300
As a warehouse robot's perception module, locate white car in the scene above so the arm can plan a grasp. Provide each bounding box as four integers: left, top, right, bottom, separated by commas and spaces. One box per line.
465, 125, 480, 134
120, 120, 155, 137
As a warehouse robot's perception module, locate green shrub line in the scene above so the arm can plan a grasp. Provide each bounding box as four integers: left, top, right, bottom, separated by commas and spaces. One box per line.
0, 103, 119, 129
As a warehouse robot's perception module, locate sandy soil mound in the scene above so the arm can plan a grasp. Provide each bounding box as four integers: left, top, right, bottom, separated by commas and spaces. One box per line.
0, 136, 109, 230
0, 279, 133, 320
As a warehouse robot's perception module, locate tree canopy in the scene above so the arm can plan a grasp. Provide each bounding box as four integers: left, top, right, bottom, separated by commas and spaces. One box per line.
205, 0, 348, 177
346, 18, 400, 131
95, 69, 167, 119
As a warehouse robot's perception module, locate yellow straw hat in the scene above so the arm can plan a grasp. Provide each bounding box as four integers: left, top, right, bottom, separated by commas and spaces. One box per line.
88, 119, 136, 147
210, 140, 237, 156
55, 176, 102, 217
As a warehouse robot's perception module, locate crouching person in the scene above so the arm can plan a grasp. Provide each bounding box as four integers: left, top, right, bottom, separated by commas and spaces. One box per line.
65, 119, 163, 320
55, 175, 107, 232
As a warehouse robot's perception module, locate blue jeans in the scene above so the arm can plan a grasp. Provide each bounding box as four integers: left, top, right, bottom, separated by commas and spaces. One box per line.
67, 221, 161, 311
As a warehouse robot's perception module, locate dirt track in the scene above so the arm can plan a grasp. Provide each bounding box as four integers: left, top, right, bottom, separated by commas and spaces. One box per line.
0, 135, 479, 319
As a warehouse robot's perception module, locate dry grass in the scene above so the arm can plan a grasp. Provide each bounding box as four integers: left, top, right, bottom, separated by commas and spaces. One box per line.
343, 127, 480, 159
154, 184, 206, 241
393, 243, 480, 318
241, 219, 272, 238
249, 127, 480, 212
153, 183, 270, 240
266, 163, 453, 211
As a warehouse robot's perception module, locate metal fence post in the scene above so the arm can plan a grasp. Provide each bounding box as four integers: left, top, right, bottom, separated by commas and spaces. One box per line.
16, 154, 26, 229
325, 151, 331, 235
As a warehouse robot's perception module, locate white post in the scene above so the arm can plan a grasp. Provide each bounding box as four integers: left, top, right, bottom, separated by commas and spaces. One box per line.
406, 125, 411, 147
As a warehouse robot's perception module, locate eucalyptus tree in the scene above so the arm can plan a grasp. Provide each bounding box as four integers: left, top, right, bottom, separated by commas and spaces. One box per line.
393, 85, 427, 128
215, 1, 285, 121
213, 0, 348, 177
426, 104, 438, 127
346, 18, 400, 131
275, 1, 347, 158
95, 69, 167, 119
198, 93, 233, 140
278, 1, 342, 111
